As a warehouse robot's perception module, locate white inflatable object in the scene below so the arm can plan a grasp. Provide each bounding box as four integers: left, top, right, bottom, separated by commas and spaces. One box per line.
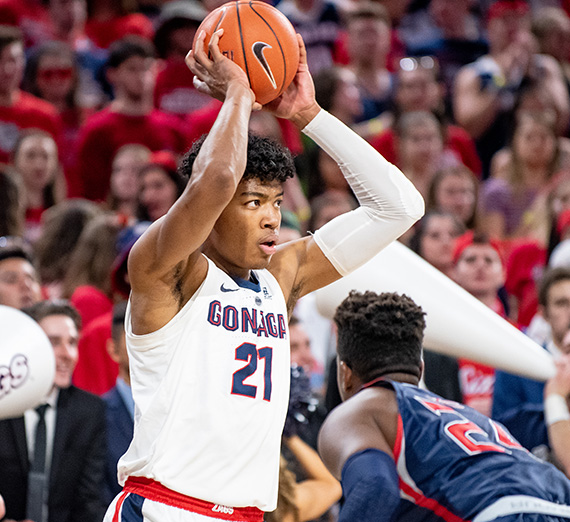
316, 241, 556, 382
0, 305, 55, 419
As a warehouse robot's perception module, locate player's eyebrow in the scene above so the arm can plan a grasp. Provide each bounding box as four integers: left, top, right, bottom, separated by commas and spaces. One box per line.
240, 190, 284, 198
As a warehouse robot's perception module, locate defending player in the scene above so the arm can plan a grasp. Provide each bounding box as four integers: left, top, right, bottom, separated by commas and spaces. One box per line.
319, 291, 570, 522
103, 29, 424, 522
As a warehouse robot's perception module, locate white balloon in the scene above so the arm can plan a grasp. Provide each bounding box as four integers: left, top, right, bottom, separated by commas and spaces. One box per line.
0, 305, 55, 419
316, 241, 556, 381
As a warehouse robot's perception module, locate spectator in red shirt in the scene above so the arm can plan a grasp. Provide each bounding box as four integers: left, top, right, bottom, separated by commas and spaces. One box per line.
153, 0, 211, 119
0, 25, 62, 164
73, 36, 189, 201
84, 0, 153, 50
22, 40, 94, 191
369, 56, 482, 177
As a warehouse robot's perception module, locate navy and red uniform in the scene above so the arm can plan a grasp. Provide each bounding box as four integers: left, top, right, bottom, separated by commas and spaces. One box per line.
371, 381, 570, 521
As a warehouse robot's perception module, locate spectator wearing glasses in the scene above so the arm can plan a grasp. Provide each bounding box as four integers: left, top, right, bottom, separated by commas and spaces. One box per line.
22, 40, 95, 189
369, 55, 482, 177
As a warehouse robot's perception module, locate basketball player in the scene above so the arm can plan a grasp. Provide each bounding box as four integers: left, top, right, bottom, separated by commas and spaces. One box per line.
318, 291, 570, 522
104, 30, 424, 522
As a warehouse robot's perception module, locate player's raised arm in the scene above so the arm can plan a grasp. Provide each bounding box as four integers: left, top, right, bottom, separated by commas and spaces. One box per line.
267, 35, 424, 302
128, 30, 255, 293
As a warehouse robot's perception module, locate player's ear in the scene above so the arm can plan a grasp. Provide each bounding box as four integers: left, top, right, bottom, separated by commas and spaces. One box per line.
337, 359, 355, 397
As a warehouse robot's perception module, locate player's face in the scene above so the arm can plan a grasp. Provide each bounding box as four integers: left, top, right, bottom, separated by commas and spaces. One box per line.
0, 258, 41, 309
39, 314, 79, 389
543, 280, 570, 347
208, 178, 283, 276
453, 245, 504, 299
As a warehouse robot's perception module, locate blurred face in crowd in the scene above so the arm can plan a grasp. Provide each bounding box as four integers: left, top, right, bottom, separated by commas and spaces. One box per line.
487, 11, 532, 54
289, 321, 316, 377
318, 149, 350, 193
49, 0, 87, 37
347, 17, 390, 66
399, 119, 444, 173
453, 244, 504, 301
433, 170, 477, 226
13, 134, 59, 195
111, 148, 147, 203
513, 115, 556, 170
419, 214, 461, 273
139, 166, 178, 221
542, 279, 570, 348
312, 191, 356, 231
395, 66, 442, 113
36, 52, 75, 105
0, 258, 41, 309
108, 55, 156, 102
332, 68, 362, 123
0, 41, 25, 97
429, 0, 470, 32
39, 313, 79, 389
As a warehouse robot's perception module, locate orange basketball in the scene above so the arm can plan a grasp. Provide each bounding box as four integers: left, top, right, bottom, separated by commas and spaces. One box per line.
193, 1, 299, 105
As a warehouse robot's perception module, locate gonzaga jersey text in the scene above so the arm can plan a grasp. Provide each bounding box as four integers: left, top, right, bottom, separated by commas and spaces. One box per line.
118, 256, 290, 511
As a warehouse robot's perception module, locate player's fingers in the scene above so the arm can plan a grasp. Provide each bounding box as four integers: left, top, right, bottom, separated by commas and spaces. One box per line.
296, 33, 307, 67
208, 28, 225, 61
192, 31, 212, 67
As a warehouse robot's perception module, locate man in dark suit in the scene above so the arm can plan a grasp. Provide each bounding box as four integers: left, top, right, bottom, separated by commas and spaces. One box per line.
102, 301, 134, 504
0, 300, 106, 522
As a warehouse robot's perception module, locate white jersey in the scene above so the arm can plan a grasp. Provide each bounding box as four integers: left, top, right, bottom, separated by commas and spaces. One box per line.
118, 256, 290, 511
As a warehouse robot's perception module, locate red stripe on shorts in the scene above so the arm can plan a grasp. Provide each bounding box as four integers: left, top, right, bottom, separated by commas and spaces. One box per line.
123, 476, 264, 521
112, 490, 130, 522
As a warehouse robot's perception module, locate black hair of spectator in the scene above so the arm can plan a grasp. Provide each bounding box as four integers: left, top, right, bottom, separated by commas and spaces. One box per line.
22, 41, 79, 110
23, 299, 82, 332
106, 36, 156, 70
0, 24, 22, 53
0, 167, 23, 238
538, 267, 570, 308
180, 133, 295, 184
0, 236, 35, 265
154, 17, 200, 59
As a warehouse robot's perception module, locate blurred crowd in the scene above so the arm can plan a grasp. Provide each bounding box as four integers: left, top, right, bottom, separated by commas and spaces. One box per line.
2, 0, 570, 520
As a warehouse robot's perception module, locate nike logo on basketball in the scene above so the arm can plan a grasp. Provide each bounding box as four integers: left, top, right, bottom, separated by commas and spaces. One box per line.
220, 284, 239, 292
252, 41, 277, 89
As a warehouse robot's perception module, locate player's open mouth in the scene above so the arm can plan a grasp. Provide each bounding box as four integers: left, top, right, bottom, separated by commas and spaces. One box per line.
260, 239, 277, 255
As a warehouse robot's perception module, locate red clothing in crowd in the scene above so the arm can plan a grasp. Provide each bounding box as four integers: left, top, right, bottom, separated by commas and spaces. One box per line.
505, 240, 547, 329
73, 310, 119, 396
84, 14, 154, 50
186, 100, 304, 155
369, 125, 482, 178
70, 284, 113, 329
72, 108, 189, 201
0, 91, 61, 164
154, 59, 213, 119
458, 299, 506, 416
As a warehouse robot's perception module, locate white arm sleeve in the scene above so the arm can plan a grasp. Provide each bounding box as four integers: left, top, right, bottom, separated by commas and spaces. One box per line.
303, 109, 425, 276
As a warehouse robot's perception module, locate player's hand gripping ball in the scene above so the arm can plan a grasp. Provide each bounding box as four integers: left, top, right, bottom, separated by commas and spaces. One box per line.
193, 0, 300, 105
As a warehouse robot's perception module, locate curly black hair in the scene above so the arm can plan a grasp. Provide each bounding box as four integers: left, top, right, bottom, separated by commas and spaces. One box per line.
179, 133, 295, 184
334, 291, 426, 382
